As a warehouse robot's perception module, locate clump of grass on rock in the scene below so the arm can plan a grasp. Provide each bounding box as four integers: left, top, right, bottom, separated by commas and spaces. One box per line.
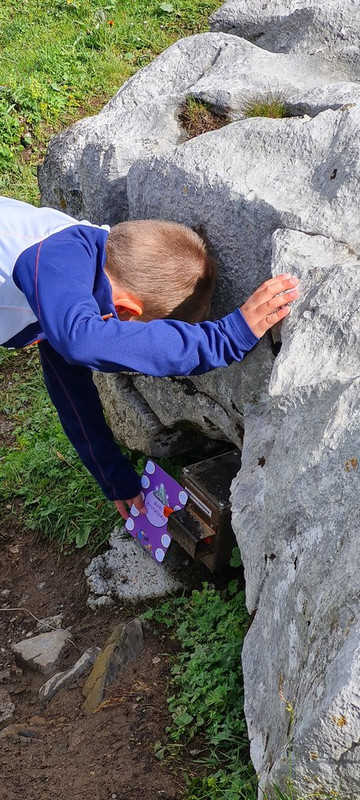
242, 92, 292, 119
179, 95, 230, 139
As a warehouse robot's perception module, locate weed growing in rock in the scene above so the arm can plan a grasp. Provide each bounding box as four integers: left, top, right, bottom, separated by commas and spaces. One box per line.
179, 95, 230, 139
242, 92, 291, 119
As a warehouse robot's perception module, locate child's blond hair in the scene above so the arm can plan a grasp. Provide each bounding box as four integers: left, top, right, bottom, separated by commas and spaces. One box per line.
105, 219, 217, 322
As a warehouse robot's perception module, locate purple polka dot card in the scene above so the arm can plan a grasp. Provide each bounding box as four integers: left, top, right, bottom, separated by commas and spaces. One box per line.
125, 460, 188, 563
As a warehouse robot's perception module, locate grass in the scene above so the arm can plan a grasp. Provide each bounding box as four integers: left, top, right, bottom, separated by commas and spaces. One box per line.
0, 348, 121, 549
143, 571, 258, 800
0, 0, 221, 544
0, 0, 222, 203
179, 95, 229, 139
242, 92, 291, 119
0, 348, 182, 550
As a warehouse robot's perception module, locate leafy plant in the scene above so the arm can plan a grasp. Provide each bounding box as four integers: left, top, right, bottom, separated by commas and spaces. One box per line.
143, 582, 257, 798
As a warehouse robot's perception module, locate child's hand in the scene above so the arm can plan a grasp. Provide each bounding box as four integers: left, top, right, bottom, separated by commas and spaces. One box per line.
240, 273, 300, 338
115, 493, 147, 521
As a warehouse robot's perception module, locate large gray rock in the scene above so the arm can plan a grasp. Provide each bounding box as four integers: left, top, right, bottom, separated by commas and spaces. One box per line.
112, 105, 359, 452
39, 33, 227, 224
232, 227, 360, 797
39, 32, 360, 225
210, 0, 360, 80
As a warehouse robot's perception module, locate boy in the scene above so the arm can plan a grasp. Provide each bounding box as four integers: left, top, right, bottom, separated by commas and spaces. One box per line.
0, 196, 300, 520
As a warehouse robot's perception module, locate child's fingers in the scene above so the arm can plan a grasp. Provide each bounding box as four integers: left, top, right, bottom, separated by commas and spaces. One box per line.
257, 305, 291, 337
257, 288, 300, 316
127, 494, 147, 514
115, 499, 129, 520
250, 274, 300, 304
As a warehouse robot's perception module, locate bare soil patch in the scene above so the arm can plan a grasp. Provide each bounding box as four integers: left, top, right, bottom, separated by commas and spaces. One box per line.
0, 531, 189, 800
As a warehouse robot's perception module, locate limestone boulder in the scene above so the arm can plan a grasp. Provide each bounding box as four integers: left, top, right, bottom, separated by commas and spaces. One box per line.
210, 0, 360, 80
39, 32, 360, 226
108, 105, 359, 451
38, 33, 227, 224
232, 227, 360, 796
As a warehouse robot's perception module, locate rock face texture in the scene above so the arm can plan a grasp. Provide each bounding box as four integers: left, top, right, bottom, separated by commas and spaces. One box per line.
209, 0, 360, 80
39, 32, 360, 226
85, 527, 182, 607
232, 228, 360, 795
40, 6, 360, 796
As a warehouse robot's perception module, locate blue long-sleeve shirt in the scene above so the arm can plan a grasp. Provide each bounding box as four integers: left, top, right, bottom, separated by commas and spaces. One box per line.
1, 199, 259, 500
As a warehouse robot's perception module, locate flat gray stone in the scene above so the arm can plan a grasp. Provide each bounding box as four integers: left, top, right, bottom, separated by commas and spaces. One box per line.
85, 527, 182, 608
12, 630, 72, 675
38, 646, 101, 704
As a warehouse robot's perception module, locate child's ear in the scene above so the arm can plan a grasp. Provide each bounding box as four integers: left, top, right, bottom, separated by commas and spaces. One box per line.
112, 290, 143, 318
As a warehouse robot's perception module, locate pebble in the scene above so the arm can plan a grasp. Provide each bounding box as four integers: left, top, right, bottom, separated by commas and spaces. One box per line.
36, 614, 63, 633
1, 589, 11, 598
12, 629, 72, 675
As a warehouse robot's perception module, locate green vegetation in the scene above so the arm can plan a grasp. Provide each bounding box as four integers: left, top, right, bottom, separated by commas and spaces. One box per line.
143, 569, 258, 800
0, 349, 122, 548
144, 571, 347, 800
0, 0, 221, 202
242, 92, 291, 120
0, 348, 181, 549
179, 95, 229, 138
0, 0, 221, 544
0, 5, 349, 800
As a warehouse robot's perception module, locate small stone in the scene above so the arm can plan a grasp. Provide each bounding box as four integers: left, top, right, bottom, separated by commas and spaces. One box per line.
29, 716, 47, 726
12, 630, 72, 675
0, 669, 11, 683
152, 656, 161, 665
36, 614, 63, 633
37, 582, 46, 590
82, 620, 144, 714
1, 589, 11, 598
0, 724, 41, 741
38, 647, 101, 704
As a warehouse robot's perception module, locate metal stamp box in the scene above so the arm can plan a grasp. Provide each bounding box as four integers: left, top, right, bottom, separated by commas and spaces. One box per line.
167, 449, 241, 572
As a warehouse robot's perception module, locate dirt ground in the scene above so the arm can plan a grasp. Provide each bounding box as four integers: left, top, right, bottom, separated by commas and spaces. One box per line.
0, 529, 193, 800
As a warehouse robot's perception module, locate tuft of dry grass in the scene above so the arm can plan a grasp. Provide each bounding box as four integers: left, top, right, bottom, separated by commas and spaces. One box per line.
179, 95, 230, 139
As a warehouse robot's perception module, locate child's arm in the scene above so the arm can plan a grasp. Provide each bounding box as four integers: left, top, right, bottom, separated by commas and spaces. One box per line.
17, 227, 299, 376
